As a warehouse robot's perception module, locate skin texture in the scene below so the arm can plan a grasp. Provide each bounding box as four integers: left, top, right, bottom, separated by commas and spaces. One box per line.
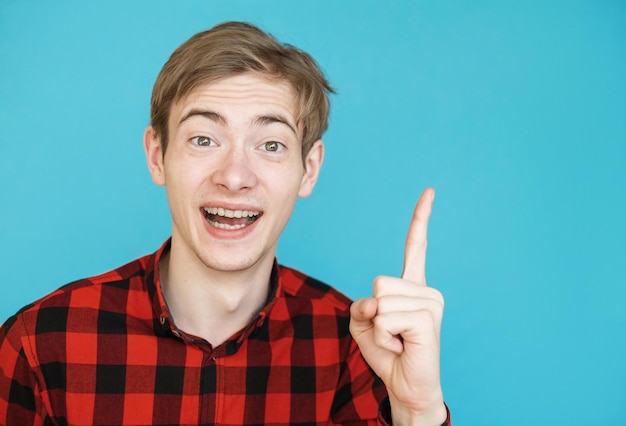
144, 73, 324, 345
350, 188, 447, 425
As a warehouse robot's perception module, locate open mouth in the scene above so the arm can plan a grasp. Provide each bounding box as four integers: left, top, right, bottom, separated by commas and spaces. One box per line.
202, 207, 261, 230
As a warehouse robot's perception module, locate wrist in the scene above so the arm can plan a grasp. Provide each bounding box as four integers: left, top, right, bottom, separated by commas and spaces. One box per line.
389, 395, 447, 426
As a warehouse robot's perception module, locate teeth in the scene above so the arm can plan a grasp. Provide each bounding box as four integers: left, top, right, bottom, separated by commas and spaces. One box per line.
210, 222, 247, 230
204, 207, 260, 218
203, 207, 261, 230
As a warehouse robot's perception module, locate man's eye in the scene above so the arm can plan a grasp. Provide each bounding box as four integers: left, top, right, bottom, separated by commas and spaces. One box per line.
263, 141, 284, 152
191, 136, 214, 146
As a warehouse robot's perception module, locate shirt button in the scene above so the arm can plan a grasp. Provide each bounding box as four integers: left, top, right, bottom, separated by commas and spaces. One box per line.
159, 315, 166, 325
172, 330, 180, 338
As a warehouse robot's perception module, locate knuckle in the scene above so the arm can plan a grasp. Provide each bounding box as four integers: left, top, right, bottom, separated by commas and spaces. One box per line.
418, 286, 444, 307
372, 275, 389, 296
428, 287, 445, 307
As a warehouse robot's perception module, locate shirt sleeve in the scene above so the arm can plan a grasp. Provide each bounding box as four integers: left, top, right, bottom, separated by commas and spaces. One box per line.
329, 338, 388, 424
0, 314, 46, 425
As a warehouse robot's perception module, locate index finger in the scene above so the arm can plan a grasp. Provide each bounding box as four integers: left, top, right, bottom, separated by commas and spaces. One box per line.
401, 187, 435, 285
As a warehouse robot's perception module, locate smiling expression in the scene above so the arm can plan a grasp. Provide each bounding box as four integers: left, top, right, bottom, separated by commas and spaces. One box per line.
145, 72, 323, 275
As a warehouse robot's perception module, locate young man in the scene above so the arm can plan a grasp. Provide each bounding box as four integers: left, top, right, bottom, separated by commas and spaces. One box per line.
0, 22, 449, 425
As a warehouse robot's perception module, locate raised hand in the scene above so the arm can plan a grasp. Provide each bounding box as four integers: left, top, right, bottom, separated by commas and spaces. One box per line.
350, 188, 447, 425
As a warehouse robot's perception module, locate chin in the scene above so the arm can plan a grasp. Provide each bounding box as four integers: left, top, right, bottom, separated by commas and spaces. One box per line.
199, 252, 265, 274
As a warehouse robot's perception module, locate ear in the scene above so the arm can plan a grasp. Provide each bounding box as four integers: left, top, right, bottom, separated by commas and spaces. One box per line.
144, 126, 166, 186
298, 140, 324, 198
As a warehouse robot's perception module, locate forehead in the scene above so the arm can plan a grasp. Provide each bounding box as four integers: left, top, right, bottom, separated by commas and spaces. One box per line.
172, 73, 298, 121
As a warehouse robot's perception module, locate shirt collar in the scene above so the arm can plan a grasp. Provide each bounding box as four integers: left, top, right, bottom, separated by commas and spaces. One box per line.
147, 239, 282, 345
149, 239, 173, 337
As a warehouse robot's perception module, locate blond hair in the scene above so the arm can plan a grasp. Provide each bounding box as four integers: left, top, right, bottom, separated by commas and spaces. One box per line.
150, 21, 334, 159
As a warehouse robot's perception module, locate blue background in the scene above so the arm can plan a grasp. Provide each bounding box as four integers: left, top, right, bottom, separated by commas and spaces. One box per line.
1, 1, 625, 424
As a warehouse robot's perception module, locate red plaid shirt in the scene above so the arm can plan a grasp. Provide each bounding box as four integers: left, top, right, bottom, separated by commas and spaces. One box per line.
0, 240, 450, 425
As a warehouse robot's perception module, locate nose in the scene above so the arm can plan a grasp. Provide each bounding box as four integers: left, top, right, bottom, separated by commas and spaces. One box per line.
211, 146, 258, 191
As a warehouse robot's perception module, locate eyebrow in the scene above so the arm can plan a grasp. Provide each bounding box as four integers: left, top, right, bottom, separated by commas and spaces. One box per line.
253, 114, 297, 136
178, 109, 297, 136
178, 109, 226, 127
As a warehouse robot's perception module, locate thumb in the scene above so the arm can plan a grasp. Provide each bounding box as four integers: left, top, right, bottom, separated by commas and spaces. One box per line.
349, 297, 378, 336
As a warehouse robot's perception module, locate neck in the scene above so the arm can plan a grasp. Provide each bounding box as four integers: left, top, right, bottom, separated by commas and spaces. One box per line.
159, 245, 274, 347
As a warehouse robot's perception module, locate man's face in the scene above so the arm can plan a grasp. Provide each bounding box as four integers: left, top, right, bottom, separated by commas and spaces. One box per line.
145, 72, 323, 274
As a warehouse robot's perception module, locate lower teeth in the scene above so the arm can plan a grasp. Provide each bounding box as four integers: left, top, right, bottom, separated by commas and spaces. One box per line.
209, 220, 246, 230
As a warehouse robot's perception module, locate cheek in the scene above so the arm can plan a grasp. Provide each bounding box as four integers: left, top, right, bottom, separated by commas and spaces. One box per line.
258, 177, 300, 217
165, 154, 206, 186
162, 163, 200, 204
272, 169, 306, 196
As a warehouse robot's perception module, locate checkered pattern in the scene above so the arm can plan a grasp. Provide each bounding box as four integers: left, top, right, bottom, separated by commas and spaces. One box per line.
0, 240, 450, 425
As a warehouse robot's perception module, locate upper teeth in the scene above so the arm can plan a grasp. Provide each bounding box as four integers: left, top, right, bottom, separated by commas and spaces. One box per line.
204, 207, 260, 218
